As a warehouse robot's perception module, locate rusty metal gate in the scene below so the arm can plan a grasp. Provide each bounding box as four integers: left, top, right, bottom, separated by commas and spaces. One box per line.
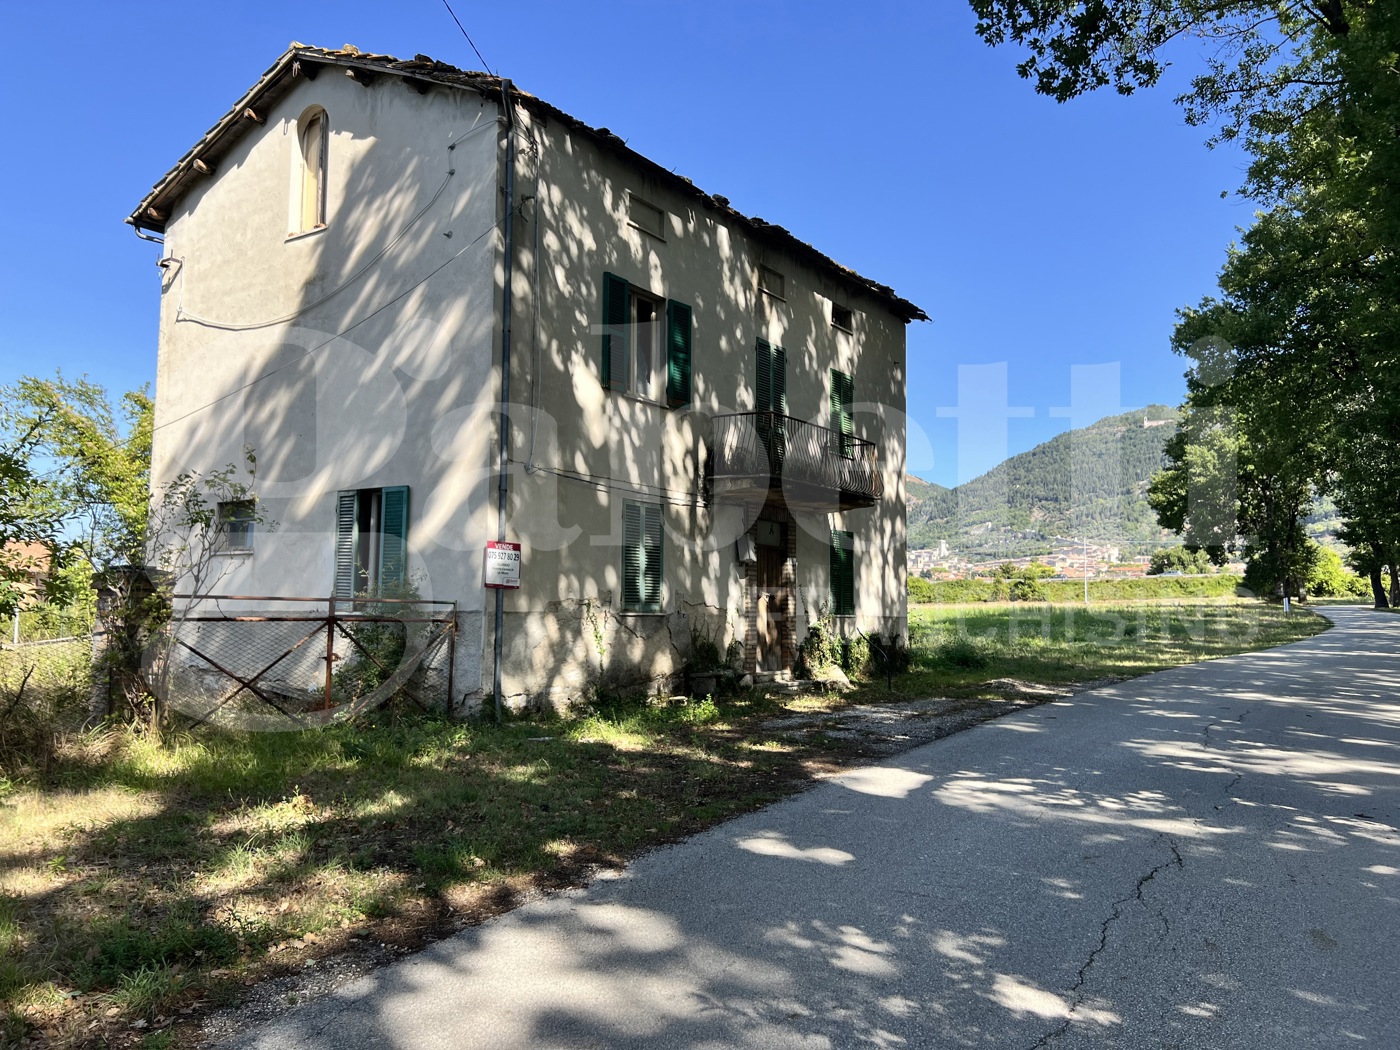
151, 595, 457, 730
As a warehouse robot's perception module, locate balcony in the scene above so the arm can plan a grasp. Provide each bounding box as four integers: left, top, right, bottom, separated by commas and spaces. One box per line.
710, 411, 883, 511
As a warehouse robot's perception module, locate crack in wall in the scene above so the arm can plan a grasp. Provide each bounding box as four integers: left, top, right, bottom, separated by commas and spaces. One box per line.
1025, 835, 1184, 1050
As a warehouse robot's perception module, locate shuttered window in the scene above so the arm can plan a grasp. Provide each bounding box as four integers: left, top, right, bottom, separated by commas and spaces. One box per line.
601, 272, 629, 392
755, 339, 787, 415
380, 486, 410, 588
603, 272, 693, 406
334, 491, 358, 598
666, 299, 692, 407
830, 529, 855, 616
830, 369, 854, 457
333, 486, 410, 598
622, 501, 664, 613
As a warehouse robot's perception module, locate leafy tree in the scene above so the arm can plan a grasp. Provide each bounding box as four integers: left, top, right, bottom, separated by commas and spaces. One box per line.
1148, 545, 1213, 575
1306, 543, 1368, 598
6, 376, 153, 570
0, 419, 70, 619
976, 4, 1400, 605
969, 1, 1357, 154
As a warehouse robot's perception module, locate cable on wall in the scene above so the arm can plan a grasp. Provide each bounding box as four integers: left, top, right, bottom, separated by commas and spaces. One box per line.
174, 120, 497, 332
153, 209, 514, 433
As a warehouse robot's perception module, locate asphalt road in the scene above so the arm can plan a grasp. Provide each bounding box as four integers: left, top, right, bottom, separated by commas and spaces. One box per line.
222, 606, 1400, 1049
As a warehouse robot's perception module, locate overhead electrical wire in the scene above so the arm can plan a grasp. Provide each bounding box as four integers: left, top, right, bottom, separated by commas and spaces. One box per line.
439, 0, 496, 75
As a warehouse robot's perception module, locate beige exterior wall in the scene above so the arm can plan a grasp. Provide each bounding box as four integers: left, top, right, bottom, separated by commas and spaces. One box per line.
147, 73, 908, 714
150, 73, 503, 699
493, 105, 908, 708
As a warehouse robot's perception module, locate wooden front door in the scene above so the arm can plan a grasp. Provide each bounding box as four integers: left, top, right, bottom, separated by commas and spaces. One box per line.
756, 544, 787, 672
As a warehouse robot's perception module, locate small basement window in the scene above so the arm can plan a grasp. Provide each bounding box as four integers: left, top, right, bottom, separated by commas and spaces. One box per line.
628, 194, 666, 239
832, 303, 854, 332
218, 500, 256, 552
758, 265, 785, 300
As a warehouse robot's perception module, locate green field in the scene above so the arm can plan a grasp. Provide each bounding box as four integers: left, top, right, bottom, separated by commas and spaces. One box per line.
906, 599, 1325, 688
909, 573, 1244, 605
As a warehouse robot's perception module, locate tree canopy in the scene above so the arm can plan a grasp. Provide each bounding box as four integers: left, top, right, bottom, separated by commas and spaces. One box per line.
0, 376, 153, 620
975, 0, 1400, 602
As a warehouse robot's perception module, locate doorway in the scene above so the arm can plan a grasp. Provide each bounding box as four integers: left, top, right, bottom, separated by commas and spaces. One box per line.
752, 517, 791, 673
756, 544, 787, 672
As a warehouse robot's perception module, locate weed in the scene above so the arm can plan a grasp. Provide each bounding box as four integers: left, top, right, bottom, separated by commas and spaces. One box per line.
110, 964, 185, 1018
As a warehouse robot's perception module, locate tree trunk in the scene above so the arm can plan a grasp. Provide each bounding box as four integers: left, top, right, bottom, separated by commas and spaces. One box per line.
1370, 568, 1388, 608
1390, 565, 1400, 608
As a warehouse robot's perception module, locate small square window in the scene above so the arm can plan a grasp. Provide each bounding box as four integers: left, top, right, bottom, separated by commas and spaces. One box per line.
758, 265, 785, 300
832, 303, 854, 332
628, 194, 666, 239
219, 500, 256, 552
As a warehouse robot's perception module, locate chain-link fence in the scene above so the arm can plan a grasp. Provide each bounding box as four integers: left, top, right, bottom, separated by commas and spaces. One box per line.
151, 595, 457, 731
0, 636, 93, 771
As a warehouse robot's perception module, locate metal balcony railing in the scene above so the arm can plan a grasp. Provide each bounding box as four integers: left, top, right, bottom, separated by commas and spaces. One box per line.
710, 411, 883, 510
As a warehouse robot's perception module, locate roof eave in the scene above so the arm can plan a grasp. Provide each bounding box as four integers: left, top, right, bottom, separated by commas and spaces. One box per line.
126, 46, 929, 323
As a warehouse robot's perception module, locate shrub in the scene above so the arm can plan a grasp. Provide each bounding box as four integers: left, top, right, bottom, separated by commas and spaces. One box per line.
907, 575, 938, 604
1148, 545, 1215, 575
840, 634, 870, 677
796, 616, 843, 676
864, 632, 909, 678
1009, 577, 1048, 602
1307, 545, 1369, 598
685, 624, 725, 673
934, 636, 990, 669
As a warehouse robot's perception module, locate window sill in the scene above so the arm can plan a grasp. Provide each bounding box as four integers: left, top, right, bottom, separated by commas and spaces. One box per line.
627, 220, 666, 243
285, 225, 328, 243
613, 392, 670, 410
218, 548, 255, 558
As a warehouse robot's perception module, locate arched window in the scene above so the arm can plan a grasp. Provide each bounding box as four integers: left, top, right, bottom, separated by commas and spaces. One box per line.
297, 108, 327, 232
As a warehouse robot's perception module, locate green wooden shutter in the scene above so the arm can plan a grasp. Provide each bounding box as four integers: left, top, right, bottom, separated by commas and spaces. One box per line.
773, 346, 788, 415
622, 502, 663, 612
602, 272, 630, 392
665, 299, 692, 407
830, 529, 854, 616
831, 369, 854, 457
755, 338, 772, 414
334, 490, 359, 598
622, 502, 643, 610
642, 504, 664, 612
379, 486, 410, 589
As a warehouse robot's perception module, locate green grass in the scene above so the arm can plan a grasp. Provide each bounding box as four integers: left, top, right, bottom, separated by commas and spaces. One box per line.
907, 599, 1326, 690
912, 573, 1245, 604
0, 599, 1327, 1047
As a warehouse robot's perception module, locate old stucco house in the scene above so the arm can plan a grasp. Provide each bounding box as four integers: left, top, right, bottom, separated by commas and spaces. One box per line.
128, 44, 926, 712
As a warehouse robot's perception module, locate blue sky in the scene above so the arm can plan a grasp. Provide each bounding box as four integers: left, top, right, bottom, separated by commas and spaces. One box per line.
0, 1, 1251, 488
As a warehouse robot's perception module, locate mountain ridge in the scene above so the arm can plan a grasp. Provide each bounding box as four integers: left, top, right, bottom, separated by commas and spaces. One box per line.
907, 406, 1179, 558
